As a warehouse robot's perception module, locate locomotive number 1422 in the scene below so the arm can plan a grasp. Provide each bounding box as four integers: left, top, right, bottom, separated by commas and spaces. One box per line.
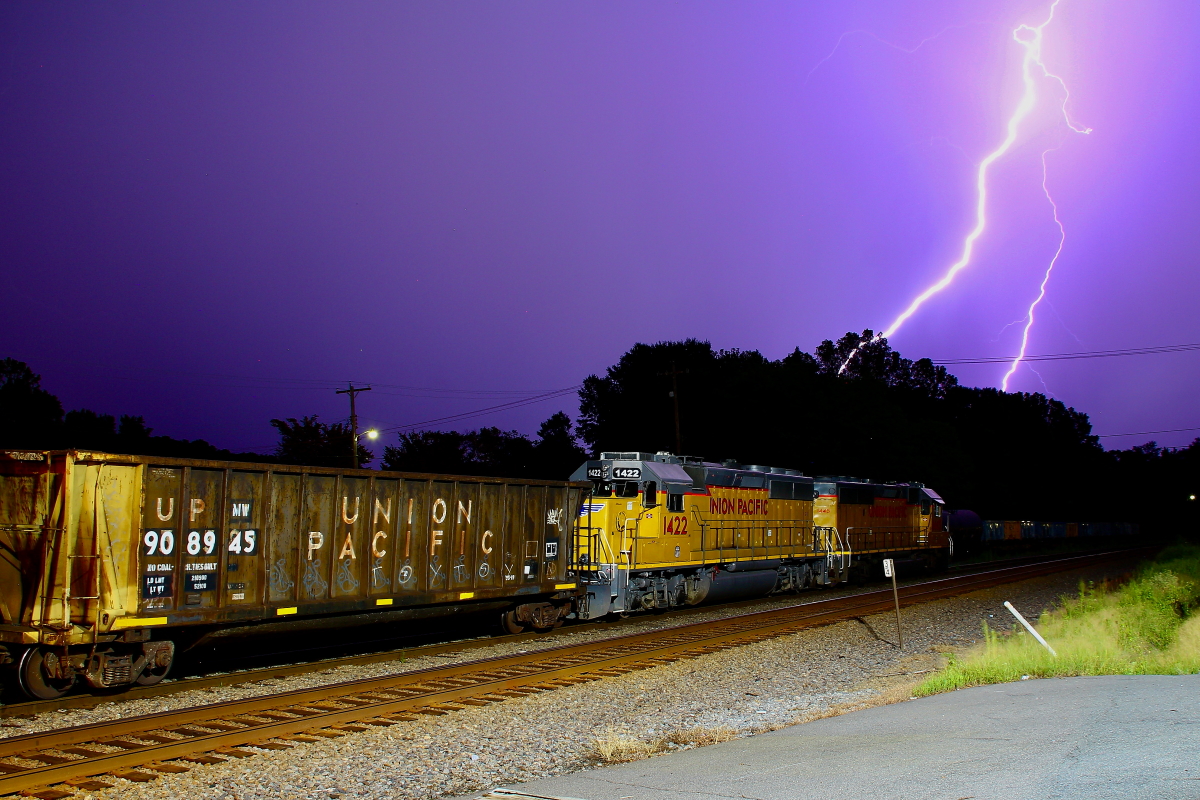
665, 515, 689, 535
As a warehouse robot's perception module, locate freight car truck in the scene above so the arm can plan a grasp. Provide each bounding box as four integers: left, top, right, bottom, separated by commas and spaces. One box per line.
0, 450, 586, 699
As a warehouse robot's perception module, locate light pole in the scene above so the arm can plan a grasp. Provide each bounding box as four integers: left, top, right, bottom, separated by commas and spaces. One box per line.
349, 428, 379, 470
336, 384, 372, 468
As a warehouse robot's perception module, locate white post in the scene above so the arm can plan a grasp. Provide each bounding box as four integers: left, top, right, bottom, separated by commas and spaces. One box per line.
1003, 601, 1057, 656
884, 559, 902, 649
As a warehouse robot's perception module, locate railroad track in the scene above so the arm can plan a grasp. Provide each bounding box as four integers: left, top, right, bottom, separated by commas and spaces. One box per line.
0, 549, 1137, 799
0, 547, 1131, 720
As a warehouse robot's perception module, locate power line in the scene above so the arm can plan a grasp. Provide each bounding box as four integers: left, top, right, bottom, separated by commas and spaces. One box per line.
377, 386, 582, 434
933, 342, 1200, 365
1096, 426, 1200, 439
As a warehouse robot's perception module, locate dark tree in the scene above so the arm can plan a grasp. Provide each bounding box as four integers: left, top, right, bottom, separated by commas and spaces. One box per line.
532, 411, 589, 478
577, 336, 1121, 522
271, 415, 371, 469
380, 412, 587, 479
0, 359, 64, 447
1, 358, 269, 461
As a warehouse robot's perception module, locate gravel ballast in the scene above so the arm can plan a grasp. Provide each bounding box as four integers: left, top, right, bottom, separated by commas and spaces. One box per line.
5, 563, 1126, 800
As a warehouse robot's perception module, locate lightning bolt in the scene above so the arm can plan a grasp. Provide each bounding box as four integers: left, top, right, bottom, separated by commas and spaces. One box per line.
1001, 150, 1063, 391
838, 0, 1090, 375
1000, 6, 1092, 389
804, 23, 984, 85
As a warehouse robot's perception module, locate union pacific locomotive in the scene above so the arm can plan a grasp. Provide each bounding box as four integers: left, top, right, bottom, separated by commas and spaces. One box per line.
569, 452, 946, 619
0, 448, 948, 700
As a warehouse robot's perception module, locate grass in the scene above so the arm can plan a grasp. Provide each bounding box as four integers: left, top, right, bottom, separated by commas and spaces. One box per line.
589, 725, 739, 764
915, 543, 1200, 696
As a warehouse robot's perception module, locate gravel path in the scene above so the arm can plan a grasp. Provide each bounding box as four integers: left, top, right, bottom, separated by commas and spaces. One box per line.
15, 563, 1121, 800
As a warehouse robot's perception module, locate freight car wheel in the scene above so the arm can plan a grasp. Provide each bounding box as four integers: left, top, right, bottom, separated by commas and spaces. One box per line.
500, 610, 527, 634
134, 657, 172, 687
16, 647, 74, 700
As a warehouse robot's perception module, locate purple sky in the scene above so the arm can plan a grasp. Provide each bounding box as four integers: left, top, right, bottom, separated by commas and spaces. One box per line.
3, 0, 1198, 457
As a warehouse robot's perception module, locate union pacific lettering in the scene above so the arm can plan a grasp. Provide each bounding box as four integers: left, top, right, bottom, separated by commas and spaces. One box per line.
868, 500, 908, 519
709, 497, 769, 515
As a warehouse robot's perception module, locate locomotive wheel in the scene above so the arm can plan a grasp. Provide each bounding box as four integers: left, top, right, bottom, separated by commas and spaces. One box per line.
500, 610, 527, 634
16, 647, 74, 700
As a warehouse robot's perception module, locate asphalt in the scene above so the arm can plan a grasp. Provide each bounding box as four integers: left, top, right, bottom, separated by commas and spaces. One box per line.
471, 675, 1200, 800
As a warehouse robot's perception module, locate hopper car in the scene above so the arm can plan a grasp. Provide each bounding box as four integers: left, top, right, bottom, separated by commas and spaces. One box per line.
0, 450, 586, 699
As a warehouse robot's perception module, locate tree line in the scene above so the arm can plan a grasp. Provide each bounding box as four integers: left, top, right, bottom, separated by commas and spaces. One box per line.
3, 340, 1196, 527
577, 334, 1198, 526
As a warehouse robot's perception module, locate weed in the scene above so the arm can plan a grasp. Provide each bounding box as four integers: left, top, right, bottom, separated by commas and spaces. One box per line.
915, 545, 1200, 696
665, 726, 739, 747
589, 728, 665, 763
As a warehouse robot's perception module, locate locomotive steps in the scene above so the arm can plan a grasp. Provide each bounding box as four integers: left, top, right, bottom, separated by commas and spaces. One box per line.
0, 550, 1141, 798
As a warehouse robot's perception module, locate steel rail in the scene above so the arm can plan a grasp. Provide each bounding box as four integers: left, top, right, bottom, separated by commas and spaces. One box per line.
0, 546, 1133, 719
0, 549, 1139, 797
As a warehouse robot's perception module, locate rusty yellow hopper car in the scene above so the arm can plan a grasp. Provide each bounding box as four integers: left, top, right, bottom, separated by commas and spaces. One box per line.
569, 453, 951, 620
0, 450, 586, 699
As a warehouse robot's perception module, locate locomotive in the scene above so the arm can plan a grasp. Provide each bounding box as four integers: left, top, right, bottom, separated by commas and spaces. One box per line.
569, 452, 947, 619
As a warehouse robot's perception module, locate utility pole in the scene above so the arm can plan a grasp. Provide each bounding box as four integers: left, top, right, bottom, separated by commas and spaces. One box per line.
658, 361, 687, 455
336, 384, 372, 468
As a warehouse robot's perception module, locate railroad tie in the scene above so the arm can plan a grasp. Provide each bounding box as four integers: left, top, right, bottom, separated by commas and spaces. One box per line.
112, 769, 160, 782
129, 733, 179, 744
177, 755, 227, 765
145, 762, 191, 774
211, 748, 257, 758
188, 722, 244, 732
167, 726, 221, 737
15, 754, 74, 766
58, 748, 106, 759
63, 778, 115, 790
248, 711, 302, 721
95, 739, 149, 750
17, 787, 73, 799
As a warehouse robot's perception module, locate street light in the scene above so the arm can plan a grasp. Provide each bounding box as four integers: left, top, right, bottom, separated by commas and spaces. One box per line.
362, 429, 379, 441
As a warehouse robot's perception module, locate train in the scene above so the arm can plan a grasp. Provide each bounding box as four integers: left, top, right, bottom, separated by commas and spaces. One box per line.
569, 452, 948, 618
0, 448, 1131, 700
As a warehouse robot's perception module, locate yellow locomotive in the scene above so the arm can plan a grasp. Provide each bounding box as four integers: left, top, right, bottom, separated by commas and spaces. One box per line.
569, 453, 948, 619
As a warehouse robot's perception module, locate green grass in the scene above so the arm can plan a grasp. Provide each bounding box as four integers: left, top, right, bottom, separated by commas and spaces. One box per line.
915, 544, 1200, 696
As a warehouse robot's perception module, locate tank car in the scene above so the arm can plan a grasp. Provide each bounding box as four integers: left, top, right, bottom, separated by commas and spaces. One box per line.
0, 450, 587, 699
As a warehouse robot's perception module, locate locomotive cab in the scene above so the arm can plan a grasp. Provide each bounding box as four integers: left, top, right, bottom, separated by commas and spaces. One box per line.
570, 453, 822, 619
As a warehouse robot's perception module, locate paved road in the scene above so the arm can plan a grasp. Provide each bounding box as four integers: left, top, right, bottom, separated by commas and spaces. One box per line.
478, 675, 1200, 800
